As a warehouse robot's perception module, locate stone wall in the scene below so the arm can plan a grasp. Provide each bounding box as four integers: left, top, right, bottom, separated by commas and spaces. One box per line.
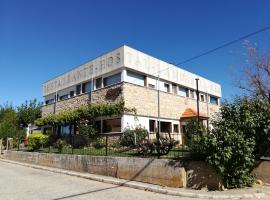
3, 150, 186, 188
252, 158, 270, 184
42, 83, 124, 116
42, 82, 220, 120
123, 83, 220, 120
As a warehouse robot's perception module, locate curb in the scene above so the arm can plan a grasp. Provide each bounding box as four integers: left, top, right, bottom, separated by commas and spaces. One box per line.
0, 158, 269, 199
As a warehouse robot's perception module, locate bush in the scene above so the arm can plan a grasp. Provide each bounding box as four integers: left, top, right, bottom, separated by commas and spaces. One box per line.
186, 98, 259, 188
79, 124, 98, 144
54, 138, 66, 152
185, 119, 208, 159
120, 127, 148, 147
92, 137, 106, 149
28, 133, 48, 151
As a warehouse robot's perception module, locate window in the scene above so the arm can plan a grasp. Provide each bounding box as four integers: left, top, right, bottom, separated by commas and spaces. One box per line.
149, 120, 156, 132
190, 90, 195, 98
82, 81, 92, 93
45, 99, 54, 105
59, 94, 69, 101
95, 77, 102, 89
160, 121, 171, 133
70, 91, 74, 97
173, 124, 179, 133
60, 125, 71, 135
126, 71, 145, 86
178, 86, 186, 97
210, 96, 219, 105
148, 84, 155, 89
172, 84, 177, 94
102, 118, 121, 132
76, 84, 81, 95
164, 83, 170, 92
186, 88, 190, 98
200, 94, 205, 102
103, 73, 121, 87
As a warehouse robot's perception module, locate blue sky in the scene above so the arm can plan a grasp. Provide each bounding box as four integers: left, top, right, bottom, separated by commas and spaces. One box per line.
1, 0, 270, 106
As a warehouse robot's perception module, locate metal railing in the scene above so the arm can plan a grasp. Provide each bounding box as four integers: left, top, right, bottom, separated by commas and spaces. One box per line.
2, 133, 191, 159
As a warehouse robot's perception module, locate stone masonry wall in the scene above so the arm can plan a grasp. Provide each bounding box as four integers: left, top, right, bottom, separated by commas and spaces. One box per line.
42, 83, 124, 116
123, 83, 220, 120
42, 82, 220, 119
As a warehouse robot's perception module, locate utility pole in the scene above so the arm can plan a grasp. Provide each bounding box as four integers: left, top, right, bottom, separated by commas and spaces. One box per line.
195, 78, 200, 126
156, 74, 161, 158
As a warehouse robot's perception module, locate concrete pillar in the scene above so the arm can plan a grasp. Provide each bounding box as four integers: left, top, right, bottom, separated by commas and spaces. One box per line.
121, 69, 127, 82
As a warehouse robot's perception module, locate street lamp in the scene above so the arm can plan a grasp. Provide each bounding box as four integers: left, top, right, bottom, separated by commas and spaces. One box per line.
195, 78, 200, 126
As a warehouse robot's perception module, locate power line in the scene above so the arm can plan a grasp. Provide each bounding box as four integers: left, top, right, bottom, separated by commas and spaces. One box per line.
154, 25, 270, 75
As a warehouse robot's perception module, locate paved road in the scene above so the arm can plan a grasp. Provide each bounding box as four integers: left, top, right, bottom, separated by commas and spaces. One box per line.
0, 161, 200, 200
1, 161, 270, 200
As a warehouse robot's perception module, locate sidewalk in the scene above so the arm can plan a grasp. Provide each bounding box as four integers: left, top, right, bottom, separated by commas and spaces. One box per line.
0, 158, 270, 199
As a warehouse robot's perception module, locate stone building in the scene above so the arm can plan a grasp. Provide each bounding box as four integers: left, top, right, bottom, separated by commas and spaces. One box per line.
42, 45, 221, 144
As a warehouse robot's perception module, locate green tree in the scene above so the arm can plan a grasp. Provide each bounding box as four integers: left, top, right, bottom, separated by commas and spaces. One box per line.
0, 103, 19, 140
186, 97, 270, 188
17, 99, 42, 127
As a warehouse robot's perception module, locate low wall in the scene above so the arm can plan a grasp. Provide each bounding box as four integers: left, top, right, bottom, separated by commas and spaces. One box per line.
252, 158, 270, 184
3, 150, 186, 188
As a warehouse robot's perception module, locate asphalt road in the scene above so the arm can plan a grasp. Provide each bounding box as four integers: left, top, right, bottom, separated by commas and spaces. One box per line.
0, 161, 199, 200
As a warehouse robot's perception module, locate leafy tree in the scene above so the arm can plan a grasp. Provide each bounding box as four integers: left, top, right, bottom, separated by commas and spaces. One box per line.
0, 104, 19, 140
185, 97, 270, 188
17, 99, 42, 127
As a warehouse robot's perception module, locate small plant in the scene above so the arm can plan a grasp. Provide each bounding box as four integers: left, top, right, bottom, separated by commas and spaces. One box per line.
54, 138, 66, 152
120, 127, 148, 147
28, 133, 48, 151
92, 137, 106, 149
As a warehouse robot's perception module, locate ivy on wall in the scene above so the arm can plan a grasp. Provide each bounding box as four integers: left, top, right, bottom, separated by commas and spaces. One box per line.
35, 98, 136, 126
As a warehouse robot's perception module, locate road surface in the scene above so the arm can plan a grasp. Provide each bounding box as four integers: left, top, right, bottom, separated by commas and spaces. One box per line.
1, 160, 269, 200
0, 160, 198, 200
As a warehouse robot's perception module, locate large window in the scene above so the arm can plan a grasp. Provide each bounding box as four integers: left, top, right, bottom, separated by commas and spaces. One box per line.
210, 96, 219, 105
149, 120, 156, 132
59, 94, 69, 101
76, 84, 81, 95
172, 84, 177, 94
102, 118, 121, 132
190, 90, 195, 99
173, 124, 179, 133
164, 83, 170, 93
160, 121, 171, 133
103, 73, 121, 87
45, 99, 54, 105
82, 81, 92, 93
70, 91, 74, 98
178, 86, 187, 97
95, 77, 102, 89
126, 71, 145, 86
200, 94, 205, 102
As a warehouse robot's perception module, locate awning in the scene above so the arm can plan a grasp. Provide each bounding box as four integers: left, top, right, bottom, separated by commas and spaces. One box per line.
181, 108, 208, 119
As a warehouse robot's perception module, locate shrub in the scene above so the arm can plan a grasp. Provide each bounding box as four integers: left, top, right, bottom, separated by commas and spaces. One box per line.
120, 127, 148, 147
28, 133, 48, 151
185, 119, 208, 159
185, 98, 260, 188
54, 138, 66, 152
92, 137, 106, 149
79, 124, 98, 144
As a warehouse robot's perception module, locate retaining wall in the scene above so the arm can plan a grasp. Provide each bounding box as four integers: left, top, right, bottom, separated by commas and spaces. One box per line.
3, 150, 186, 188
252, 158, 270, 184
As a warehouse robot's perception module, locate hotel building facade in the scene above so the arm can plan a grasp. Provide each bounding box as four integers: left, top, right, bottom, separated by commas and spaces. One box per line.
42, 45, 221, 144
